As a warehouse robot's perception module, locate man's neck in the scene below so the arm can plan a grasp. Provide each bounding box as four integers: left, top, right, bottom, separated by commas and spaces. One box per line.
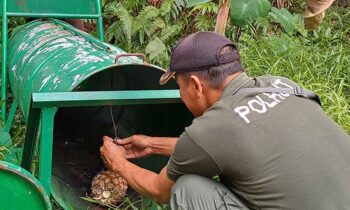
205, 72, 242, 108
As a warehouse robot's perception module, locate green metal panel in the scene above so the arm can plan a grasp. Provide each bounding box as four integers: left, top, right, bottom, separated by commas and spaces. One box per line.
39, 108, 56, 195
0, 161, 51, 210
0, 0, 98, 17
31, 90, 181, 108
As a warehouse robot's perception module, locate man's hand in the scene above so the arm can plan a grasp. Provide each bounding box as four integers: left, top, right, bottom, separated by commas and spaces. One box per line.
100, 136, 127, 171
100, 136, 175, 204
116, 135, 153, 159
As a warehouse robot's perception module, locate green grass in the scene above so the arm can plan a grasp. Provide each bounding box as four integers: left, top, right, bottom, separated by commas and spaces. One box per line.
80, 195, 170, 210
239, 7, 350, 133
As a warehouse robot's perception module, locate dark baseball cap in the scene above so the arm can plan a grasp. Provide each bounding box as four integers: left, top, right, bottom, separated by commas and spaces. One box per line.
159, 31, 240, 85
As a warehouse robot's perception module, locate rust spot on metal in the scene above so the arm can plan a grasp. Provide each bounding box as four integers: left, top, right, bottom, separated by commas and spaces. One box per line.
0, 164, 6, 170
37, 35, 55, 43
143, 62, 153, 67
40, 23, 59, 30
16, 0, 25, 7
39, 186, 46, 194
54, 30, 72, 36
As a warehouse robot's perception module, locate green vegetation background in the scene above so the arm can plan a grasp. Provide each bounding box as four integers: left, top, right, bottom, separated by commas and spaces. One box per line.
0, 0, 349, 209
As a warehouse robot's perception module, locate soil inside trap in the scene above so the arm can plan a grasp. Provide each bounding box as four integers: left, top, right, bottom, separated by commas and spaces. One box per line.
52, 129, 145, 209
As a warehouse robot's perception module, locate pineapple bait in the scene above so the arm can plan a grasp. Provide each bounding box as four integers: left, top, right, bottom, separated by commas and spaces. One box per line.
90, 170, 128, 206
91, 136, 128, 206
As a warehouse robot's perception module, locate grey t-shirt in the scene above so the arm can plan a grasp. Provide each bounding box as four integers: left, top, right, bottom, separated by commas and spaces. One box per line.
167, 72, 350, 209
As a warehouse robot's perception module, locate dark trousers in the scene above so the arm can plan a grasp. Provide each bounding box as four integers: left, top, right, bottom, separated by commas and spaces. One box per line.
170, 175, 249, 210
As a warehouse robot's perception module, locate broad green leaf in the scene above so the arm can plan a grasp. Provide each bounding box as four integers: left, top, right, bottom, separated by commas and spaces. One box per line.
145, 37, 167, 60
230, 0, 271, 26
268, 35, 293, 55
269, 7, 295, 34
186, 0, 212, 8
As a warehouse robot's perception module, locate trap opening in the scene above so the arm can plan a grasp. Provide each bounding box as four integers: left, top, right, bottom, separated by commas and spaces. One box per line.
51, 65, 193, 209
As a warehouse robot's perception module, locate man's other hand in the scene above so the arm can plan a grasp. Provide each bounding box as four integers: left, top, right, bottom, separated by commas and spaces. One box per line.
116, 135, 153, 159
100, 136, 126, 171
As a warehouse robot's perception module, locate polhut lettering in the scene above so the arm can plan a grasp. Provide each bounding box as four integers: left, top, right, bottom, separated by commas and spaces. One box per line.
234, 79, 293, 124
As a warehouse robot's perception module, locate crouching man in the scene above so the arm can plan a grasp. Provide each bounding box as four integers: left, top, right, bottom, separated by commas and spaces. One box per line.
100, 32, 350, 209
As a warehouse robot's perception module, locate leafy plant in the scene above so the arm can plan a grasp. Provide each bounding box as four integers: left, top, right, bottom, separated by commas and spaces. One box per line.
187, 0, 212, 8
104, 0, 200, 67
187, 0, 273, 27
269, 7, 296, 33
191, 2, 218, 31
145, 37, 167, 60
269, 7, 307, 36
186, 0, 305, 41
170, 0, 190, 19
230, 0, 271, 26
0, 146, 8, 161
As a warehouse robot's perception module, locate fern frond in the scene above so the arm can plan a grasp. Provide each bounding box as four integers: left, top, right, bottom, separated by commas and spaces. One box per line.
104, 1, 120, 16
133, 6, 160, 35
105, 20, 125, 43
123, 0, 147, 11
160, 0, 173, 16
191, 2, 218, 15
171, 0, 189, 19
115, 4, 134, 45
160, 24, 182, 42
146, 18, 166, 36
195, 15, 214, 31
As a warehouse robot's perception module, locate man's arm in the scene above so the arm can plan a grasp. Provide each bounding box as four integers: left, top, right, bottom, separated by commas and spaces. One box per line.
101, 137, 175, 203
148, 137, 178, 156
114, 160, 174, 203
116, 135, 178, 158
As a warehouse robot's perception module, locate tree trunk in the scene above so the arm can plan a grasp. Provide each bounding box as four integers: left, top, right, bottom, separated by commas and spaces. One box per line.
214, 0, 230, 35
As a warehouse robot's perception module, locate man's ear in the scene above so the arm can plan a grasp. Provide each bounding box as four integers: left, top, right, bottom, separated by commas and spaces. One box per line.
189, 75, 203, 97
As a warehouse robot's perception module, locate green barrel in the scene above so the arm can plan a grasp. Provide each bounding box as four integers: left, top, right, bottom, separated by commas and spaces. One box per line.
8, 19, 163, 120
8, 19, 193, 209
0, 161, 51, 210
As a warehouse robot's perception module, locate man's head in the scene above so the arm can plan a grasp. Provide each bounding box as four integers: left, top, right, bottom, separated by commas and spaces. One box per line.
160, 32, 244, 116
